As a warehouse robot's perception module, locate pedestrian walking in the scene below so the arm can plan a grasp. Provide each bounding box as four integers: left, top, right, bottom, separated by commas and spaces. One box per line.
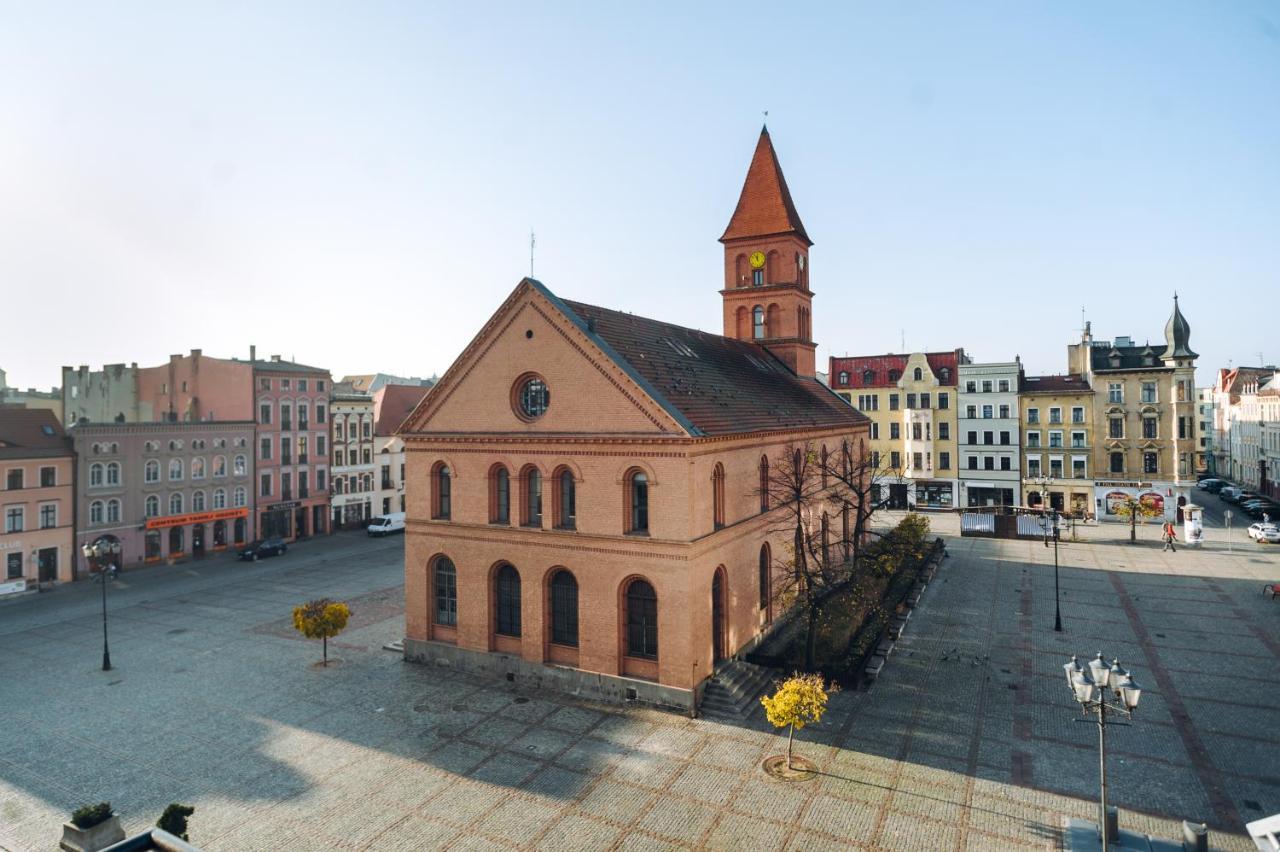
1163, 521, 1177, 552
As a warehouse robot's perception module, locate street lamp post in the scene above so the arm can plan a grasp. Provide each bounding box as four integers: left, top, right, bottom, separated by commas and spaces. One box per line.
80, 537, 121, 671
1063, 653, 1143, 852
1037, 474, 1063, 632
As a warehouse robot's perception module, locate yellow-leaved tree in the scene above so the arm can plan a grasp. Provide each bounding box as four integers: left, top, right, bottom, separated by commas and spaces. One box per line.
760, 672, 838, 770
292, 598, 351, 666
1111, 496, 1163, 543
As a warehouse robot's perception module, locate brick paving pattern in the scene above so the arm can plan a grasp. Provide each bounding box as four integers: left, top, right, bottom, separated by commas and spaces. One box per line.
1, 521, 1276, 850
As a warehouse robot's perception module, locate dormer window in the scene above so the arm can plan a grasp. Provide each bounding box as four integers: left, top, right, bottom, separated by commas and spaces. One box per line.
863, 369, 875, 385
837, 371, 850, 385
888, 369, 901, 382
913, 367, 923, 381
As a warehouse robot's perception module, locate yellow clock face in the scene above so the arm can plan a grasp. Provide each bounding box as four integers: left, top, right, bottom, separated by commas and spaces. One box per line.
749, 251, 766, 269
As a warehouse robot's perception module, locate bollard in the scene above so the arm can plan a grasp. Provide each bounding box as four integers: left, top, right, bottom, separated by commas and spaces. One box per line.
1104, 806, 1119, 842
1181, 820, 1208, 852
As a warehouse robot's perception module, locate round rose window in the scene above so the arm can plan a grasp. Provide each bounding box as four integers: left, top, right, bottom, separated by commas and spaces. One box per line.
516, 376, 550, 420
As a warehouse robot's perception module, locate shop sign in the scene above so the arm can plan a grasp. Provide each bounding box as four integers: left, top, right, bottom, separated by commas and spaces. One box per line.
145, 507, 249, 530
265, 501, 300, 512
0, 579, 27, 595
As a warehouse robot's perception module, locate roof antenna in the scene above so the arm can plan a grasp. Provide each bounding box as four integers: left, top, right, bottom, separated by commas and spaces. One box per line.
762, 109, 768, 130
530, 229, 536, 278
900, 329, 905, 352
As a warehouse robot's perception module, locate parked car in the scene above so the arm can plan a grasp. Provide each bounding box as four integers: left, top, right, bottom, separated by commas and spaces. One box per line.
1257, 527, 1280, 544
1219, 486, 1241, 502
1197, 478, 1224, 490
1247, 522, 1279, 541
1200, 480, 1228, 493
367, 513, 406, 537
238, 537, 287, 561
1242, 500, 1280, 519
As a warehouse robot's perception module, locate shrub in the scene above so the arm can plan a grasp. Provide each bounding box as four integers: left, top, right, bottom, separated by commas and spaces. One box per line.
157, 802, 195, 840
71, 802, 113, 829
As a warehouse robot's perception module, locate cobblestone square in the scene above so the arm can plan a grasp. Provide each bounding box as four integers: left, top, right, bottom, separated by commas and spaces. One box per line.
1, 521, 1277, 850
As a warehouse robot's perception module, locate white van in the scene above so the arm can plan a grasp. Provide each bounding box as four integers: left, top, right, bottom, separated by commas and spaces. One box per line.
367, 513, 406, 537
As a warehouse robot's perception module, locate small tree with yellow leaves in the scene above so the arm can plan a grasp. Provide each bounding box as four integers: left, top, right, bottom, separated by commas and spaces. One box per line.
292, 598, 351, 666
760, 672, 838, 770
1111, 495, 1163, 543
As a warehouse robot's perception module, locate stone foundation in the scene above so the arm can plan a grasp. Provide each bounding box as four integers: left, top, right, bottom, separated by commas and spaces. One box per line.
403, 637, 699, 713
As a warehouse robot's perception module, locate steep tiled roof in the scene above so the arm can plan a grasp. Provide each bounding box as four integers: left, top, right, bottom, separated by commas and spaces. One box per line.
1019, 374, 1091, 394
375, 384, 431, 436
0, 408, 72, 459
720, 127, 812, 245
552, 294, 865, 437
828, 352, 963, 390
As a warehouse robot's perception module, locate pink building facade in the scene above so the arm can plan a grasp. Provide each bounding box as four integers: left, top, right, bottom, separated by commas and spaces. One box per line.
252, 357, 332, 541
1, 409, 75, 588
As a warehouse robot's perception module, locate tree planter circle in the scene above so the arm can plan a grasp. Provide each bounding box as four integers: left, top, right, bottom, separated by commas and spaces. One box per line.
761, 754, 817, 781
309, 657, 344, 669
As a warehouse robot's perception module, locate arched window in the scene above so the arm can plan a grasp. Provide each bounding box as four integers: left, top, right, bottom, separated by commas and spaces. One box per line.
913, 367, 923, 381
490, 465, 510, 524
169, 458, 183, 481
106, 462, 120, 485
842, 440, 851, 480
625, 579, 658, 659
145, 495, 160, 518
863, 369, 874, 385
712, 463, 725, 530
555, 468, 576, 530
626, 470, 649, 534
213, 520, 226, 546
759, 543, 771, 611
92, 443, 101, 455
106, 499, 120, 524
766, 304, 780, 338
233, 486, 247, 507
233, 455, 247, 476
213, 455, 227, 477
432, 463, 451, 520
434, 556, 457, 627
191, 457, 206, 479
759, 455, 770, 512
169, 526, 184, 554
494, 564, 521, 637
549, 569, 579, 647
90, 500, 104, 524
192, 490, 206, 512
939, 367, 951, 383
145, 459, 160, 483
837, 371, 850, 385
213, 488, 226, 509
89, 463, 103, 487
523, 467, 542, 527
736, 306, 749, 338
752, 305, 765, 339
169, 493, 183, 515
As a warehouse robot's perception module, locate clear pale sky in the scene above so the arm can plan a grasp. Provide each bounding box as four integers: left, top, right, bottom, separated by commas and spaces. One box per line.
2, 3, 1277, 391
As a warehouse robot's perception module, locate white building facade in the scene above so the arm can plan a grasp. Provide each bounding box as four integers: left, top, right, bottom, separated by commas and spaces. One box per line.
957, 361, 1022, 508
330, 385, 375, 528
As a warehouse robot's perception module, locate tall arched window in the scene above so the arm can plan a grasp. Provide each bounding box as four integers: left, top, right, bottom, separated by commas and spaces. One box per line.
213, 455, 227, 477
233, 455, 247, 476
913, 367, 923, 381
432, 463, 451, 520
145, 459, 160, 483
434, 556, 457, 627
233, 486, 246, 507
145, 495, 160, 517
192, 490, 206, 512
89, 463, 104, 487
106, 462, 120, 486
625, 579, 658, 659
169, 493, 183, 515
759, 455, 770, 512
169, 458, 183, 481
191, 457, 206, 479
820, 446, 829, 488
766, 304, 780, 338
626, 470, 648, 534
490, 465, 510, 524
90, 500, 104, 524
555, 468, 576, 530
494, 564, 521, 637
106, 499, 120, 524
711, 463, 725, 530
213, 488, 226, 509
736, 306, 749, 338
759, 543, 771, 611
752, 305, 765, 339
549, 569, 579, 647
523, 467, 542, 527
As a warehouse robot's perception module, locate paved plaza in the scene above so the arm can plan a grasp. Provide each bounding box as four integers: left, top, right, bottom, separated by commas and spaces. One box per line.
1, 517, 1277, 850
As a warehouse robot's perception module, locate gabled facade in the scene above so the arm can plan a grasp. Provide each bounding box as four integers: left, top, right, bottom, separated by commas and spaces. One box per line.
828, 350, 964, 509
399, 132, 868, 710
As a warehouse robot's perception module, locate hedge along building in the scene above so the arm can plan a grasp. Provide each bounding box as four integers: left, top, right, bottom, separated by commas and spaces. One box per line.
398, 128, 869, 710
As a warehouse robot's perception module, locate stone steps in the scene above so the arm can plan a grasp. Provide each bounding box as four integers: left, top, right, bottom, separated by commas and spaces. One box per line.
700, 659, 778, 721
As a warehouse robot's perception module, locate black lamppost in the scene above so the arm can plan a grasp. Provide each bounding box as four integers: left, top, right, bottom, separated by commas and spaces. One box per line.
1064, 653, 1143, 852
81, 537, 121, 671
1037, 474, 1063, 632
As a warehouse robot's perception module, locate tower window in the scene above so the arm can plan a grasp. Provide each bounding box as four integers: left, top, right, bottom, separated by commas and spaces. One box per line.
752, 268, 763, 286
752, 306, 765, 340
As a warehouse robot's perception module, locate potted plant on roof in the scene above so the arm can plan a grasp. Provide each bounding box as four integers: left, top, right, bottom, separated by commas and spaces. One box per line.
60, 801, 124, 852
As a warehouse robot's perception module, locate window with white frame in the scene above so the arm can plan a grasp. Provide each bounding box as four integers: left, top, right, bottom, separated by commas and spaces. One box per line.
106, 499, 120, 523
145, 495, 160, 517
90, 500, 104, 525
169, 493, 183, 515
1027, 457, 1041, 478
1109, 383, 1123, 403
90, 462, 104, 487
168, 458, 183, 480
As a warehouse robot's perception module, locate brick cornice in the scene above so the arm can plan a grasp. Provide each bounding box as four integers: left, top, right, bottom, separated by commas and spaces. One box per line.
407, 519, 691, 561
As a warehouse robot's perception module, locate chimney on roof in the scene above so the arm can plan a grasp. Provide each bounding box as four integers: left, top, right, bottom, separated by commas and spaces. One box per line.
250, 344, 256, 363
191, 349, 201, 357
271, 355, 281, 362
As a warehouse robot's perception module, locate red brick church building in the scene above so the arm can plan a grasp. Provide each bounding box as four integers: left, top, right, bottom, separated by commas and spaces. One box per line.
399, 129, 868, 710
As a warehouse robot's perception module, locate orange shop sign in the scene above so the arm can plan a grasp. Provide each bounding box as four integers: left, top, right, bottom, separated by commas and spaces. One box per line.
145, 507, 248, 530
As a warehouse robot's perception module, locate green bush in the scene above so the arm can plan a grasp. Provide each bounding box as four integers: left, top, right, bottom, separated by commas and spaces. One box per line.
157, 802, 195, 840
71, 802, 113, 829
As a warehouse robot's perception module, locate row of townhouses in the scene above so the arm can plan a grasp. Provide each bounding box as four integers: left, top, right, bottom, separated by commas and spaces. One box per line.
828, 297, 1203, 523
1208, 365, 1280, 499
1, 352, 431, 592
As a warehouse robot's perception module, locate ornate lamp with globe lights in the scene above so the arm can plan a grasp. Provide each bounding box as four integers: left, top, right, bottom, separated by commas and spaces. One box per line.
81, 537, 122, 671
1063, 653, 1143, 851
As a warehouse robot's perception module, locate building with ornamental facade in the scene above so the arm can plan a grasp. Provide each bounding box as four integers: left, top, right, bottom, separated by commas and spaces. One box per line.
330, 381, 375, 529
372, 384, 430, 517
956, 360, 1022, 509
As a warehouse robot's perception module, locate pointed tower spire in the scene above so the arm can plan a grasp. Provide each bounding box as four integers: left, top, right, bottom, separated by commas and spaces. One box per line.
720, 127, 812, 246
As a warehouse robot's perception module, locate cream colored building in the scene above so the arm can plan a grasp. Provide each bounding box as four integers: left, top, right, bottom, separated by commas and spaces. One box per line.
1018, 375, 1094, 517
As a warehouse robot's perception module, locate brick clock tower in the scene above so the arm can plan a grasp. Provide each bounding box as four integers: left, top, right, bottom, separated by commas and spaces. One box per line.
720, 126, 816, 377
